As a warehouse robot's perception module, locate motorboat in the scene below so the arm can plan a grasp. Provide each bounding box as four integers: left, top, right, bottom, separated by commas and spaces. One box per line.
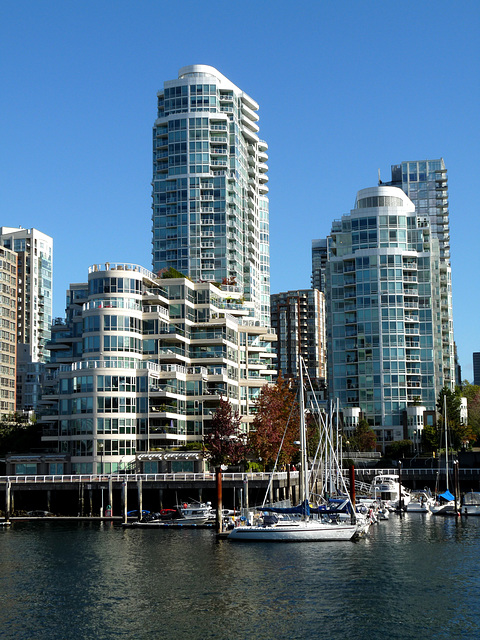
462, 492, 480, 516
176, 501, 213, 524
370, 474, 411, 511
405, 490, 434, 513
131, 501, 213, 526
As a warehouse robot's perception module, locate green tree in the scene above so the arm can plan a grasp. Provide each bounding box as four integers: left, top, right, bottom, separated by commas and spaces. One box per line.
459, 382, 480, 443
436, 386, 470, 450
0, 413, 40, 456
386, 440, 413, 458
349, 418, 377, 452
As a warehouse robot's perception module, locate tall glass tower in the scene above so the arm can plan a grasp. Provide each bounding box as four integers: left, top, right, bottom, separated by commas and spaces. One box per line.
152, 65, 270, 325
325, 186, 455, 450
385, 159, 454, 388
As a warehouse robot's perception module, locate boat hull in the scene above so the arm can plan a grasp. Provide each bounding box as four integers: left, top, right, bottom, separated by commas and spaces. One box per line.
228, 521, 356, 542
430, 501, 457, 515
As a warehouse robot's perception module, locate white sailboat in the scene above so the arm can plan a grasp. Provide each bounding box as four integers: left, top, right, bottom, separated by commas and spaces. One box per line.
430, 394, 457, 516
229, 359, 357, 542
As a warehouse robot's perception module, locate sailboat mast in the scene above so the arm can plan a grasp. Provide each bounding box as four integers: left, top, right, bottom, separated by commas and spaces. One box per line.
444, 394, 449, 492
299, 357, 308, 507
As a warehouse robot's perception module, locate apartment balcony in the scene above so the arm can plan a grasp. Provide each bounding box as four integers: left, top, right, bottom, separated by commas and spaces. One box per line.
158, 347, 188, 363
241, 102, 259, 122
406, 365, 421, 374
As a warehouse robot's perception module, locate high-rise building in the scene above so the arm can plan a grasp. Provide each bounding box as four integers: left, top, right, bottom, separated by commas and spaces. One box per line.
0, 227, 53, 361
311, 239, 328, 293
325, 185, 455, 450
270, 289, 326, 385
40, 262, 276, 474
0, 227, 53, 411
0, 246, 17, 417
473, 353, 480, 386
384, 159, 450, 262
383, 159, 454, 386
152, 65, 270, 325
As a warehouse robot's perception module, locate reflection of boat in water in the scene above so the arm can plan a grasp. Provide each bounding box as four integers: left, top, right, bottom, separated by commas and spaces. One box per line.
371, 474, 411, 511
462, 492, 480, 516
405, 489, 434, 513
229, 359, 357, 543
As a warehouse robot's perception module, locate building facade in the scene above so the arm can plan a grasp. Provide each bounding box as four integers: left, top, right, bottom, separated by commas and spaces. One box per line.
40, 263, 276, 474
384, 159, 450, 262
152, 65, 270, 325
384, 159, 455, 385
270, 289, 326, 385
0, 227, 53, 411
0, 246, 17, 417
325, 186, 455, 450
311, 238, 328, 293
473, 353, 480, 387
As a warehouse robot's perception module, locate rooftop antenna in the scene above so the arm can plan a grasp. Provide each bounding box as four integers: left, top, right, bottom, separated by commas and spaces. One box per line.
378, 168, 382, 185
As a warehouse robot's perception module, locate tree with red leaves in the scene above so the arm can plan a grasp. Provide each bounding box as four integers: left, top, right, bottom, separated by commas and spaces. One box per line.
249, 375, 301, 468
203, 398, 248, 468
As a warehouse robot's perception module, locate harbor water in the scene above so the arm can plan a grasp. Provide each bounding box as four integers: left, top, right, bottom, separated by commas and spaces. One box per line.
1, 515, 480, 640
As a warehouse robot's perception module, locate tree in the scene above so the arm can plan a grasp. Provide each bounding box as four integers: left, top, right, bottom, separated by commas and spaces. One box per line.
436, 386, 469, 450
349, 418, 377, 452
0, 413, 40, 456
386, 440, 413, 458
459, 382, 480, 443
203, 399, 247, 468
248, 375, 301, 468
203, 399, 248, 534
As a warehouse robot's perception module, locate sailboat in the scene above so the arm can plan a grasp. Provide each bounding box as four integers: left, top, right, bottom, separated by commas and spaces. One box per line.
430, 394, 457, 516
228, 359, 357, 542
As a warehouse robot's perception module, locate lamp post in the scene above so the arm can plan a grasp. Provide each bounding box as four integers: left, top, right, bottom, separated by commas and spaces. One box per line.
98, 442, 104, 517
98, 442, 104, 476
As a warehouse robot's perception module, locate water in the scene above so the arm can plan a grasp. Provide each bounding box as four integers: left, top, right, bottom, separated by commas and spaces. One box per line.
1, 516, 480, 640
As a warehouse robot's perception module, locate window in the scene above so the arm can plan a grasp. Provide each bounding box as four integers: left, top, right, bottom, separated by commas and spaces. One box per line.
15, 463, 37, 475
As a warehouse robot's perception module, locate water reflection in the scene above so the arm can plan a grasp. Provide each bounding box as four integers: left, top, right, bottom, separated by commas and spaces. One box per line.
1, 518, 480, 639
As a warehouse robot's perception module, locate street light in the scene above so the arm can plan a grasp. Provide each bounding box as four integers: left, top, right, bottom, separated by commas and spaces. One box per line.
98, 442, 104, 477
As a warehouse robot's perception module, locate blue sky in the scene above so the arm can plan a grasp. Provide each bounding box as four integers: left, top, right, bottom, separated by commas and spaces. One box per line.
1, 1, 479, 379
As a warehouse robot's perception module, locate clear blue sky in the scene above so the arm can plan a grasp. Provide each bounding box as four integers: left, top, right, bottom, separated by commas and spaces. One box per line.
1, 1, 479, 379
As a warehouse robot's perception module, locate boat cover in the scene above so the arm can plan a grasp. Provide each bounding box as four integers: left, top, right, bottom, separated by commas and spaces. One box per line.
262, 499, 310, 516
439, 490, 455, 502
462, 492, 480, 505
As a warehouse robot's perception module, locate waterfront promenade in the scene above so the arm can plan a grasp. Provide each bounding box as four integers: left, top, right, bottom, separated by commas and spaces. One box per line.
2, 467, 480, 518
